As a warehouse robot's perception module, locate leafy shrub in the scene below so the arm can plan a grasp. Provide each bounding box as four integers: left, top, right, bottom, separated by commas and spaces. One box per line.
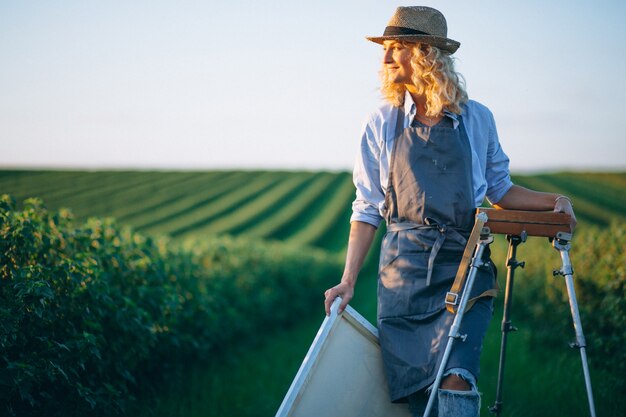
548, 224, 626, 377
0, 195, 340, 416
489, 223, 626, 388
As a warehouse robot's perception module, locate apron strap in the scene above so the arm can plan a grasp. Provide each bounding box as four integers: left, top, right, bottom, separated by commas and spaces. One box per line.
463, 288, 499, 312
386, 219, 468, 286
427, 230, 446, 287
382, 106, 406, 224
445, 212, 489, 313
394, 105, 405, 138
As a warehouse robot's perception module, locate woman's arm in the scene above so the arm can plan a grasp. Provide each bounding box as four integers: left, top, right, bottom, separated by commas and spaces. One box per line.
494, 184, 577, 229
324, 221, 377, 316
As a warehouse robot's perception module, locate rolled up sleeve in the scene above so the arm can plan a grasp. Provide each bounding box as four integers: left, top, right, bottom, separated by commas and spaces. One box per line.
350, 119, 385, 228
484, 110, 513, 204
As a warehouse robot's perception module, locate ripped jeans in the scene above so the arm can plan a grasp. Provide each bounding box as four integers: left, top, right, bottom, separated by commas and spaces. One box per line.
407, 368, 480, 417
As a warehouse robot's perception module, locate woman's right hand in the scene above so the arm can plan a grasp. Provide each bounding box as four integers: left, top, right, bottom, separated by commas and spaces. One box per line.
324, 282, 354, 316
322, 221, 377, 316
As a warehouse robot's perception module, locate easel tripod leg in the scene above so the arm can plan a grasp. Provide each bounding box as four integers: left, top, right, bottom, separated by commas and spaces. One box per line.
554, 237, 597, 417
489, 234, 525, 416
423, 238, 492, 417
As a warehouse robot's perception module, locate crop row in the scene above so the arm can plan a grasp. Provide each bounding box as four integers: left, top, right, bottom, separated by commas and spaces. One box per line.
511, 174, 625, 226
0, 170, 358, 253
1, 170, 624, 255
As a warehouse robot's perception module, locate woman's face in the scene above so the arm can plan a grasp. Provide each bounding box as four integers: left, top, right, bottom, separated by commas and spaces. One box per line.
382, 40, 414, 85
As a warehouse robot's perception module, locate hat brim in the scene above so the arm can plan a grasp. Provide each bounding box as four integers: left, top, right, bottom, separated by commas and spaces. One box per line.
366, 34, 460, 54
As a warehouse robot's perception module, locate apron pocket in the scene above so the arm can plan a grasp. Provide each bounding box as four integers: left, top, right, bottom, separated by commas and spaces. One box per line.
378, 229, 435, 271
378, 254, 458, 319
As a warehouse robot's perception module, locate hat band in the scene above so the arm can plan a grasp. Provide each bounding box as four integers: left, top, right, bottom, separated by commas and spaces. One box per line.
383, 26, 430, 37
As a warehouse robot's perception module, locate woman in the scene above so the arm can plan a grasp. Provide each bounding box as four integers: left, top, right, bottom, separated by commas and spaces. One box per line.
323, 6, 575, 417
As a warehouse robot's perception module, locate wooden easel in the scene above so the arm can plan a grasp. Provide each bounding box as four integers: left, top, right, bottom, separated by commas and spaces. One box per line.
423, 208, 597, 417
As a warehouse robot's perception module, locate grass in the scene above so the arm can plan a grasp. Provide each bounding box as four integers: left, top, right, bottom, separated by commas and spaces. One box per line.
133, 224, 386, 417
478, 303, 621, 417
134, 313, 326, 417
134, 294, 622, 417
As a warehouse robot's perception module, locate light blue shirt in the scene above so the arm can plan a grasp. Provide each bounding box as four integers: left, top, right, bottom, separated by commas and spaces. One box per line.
351, 92, 513, 228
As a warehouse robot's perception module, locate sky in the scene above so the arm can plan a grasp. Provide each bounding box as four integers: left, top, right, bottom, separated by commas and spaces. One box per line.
1, 0, 625, 173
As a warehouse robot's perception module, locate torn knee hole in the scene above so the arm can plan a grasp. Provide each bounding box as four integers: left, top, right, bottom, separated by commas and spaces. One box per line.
441, 374, 472, 391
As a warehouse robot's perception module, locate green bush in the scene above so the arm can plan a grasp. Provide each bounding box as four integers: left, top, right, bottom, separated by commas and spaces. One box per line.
549, 224, 626, 376
0, 195, 340, 416
489, 223, 626, 387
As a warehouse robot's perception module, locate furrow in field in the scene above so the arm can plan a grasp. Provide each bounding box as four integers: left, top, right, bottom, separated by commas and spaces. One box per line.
0, 171, 118, 202
586, 171, 626, 188
130, 171, 262, 230
241, 172, 337, 240
174, 172, 316, 238
114, 171, 245, 224
0, 170, 37, 181
0, 170, 62, 192
74, 171, 228, 221
43, 172, 165, 214
41, 172, 181, 219
269, 173, 350, 241
24, 171, 150, 213
33, 171, 149, 203
309, 180, 355, 253
512, 175, 612, 226
535, 173, 626, 218
223, 172, 323, 236
285, 174, 355, 251
141, 172, 284, 236
85, 172, 208, 219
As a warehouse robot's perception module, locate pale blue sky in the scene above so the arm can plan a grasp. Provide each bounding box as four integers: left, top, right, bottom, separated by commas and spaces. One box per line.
1, 0, 625, 172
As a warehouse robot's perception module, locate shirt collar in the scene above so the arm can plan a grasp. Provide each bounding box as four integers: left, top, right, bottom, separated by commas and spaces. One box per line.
404, 91, 461, 129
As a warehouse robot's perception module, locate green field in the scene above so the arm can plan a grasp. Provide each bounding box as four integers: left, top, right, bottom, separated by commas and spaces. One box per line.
0, 170, 355, 252
2, 169, 625, 416
3, 170, 625, 246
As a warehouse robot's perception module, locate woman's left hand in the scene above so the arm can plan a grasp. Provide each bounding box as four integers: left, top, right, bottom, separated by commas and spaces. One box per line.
554, 196, 577, 232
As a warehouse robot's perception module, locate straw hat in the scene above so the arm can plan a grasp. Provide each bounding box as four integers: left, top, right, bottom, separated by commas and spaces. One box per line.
366, 6, 460, 54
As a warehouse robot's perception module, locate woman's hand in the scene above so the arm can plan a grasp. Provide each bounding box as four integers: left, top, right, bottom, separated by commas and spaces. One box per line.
495, 185, 577, 232
554, 195, 577, 232
322, 221, 377, 316
324, 281, 354, 316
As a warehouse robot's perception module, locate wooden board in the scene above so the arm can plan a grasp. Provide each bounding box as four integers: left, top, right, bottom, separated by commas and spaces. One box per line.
275, 299, 410, 417
477, 208, 572, 237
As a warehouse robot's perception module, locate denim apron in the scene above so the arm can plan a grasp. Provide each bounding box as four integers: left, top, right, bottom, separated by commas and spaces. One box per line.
378, 107, 496, 402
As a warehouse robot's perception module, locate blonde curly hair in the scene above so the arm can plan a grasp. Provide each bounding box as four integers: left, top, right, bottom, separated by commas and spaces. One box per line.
380, 42, 467, 116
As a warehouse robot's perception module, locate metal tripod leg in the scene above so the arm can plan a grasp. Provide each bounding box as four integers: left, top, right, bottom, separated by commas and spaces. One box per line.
423, 232, 494, 417
489, 233, 526, 416
552, 232, 597, 417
